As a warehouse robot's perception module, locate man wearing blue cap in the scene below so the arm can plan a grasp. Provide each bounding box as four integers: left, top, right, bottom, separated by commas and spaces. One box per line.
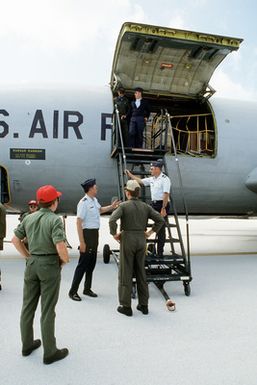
69, 179, 119, 301
128, 87, 150, 148
126, 160, 171, 256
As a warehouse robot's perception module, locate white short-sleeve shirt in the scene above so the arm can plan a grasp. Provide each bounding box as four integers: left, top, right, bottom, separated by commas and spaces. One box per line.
77, 194, 101, 229
142, 172, 171, 201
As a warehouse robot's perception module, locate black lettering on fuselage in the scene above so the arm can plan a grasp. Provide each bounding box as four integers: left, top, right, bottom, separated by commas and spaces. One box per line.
53, 110, 59, 139
63, 111, 83, 139
0, 110, 9, 138
101, 113, 112, 140
29, 110, 83, 139
29, 110, 48, 138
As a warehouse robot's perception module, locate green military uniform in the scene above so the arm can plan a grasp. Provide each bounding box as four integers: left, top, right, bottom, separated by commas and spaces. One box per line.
0, 203, 6, 251
109, 198, 164, 307
14, 208, 66, 358
114, 95, 130, 147
19, 211, 30, 222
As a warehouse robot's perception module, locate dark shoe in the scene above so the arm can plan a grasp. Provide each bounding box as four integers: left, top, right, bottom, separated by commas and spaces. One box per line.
117, 306, 132, 316
137, 304, 149, 314
69, 292, 81, 301
83, 289, 98, 298
22, 339, 41, 356
43, 348, 69, 365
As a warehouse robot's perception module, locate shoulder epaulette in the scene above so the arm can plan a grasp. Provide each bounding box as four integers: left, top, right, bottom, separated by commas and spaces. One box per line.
82, 197, 87, 201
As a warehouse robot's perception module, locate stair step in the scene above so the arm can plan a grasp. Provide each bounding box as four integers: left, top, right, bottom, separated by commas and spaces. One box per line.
146, 223, 177, 228
145, 255, 184, 263
146, 238, 180, 243
146, 274, 189, 282
126, 159, 154, 164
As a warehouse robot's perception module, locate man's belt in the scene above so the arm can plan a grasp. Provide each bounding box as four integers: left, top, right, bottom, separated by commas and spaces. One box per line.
152, 200, 163, 204
31, 253, 58, 256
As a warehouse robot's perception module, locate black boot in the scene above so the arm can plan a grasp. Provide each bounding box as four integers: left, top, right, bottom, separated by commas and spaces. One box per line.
83, 289, 98, 297
69, 291, 81, 301
22, 339, 41, 356
43, 348, 69, 365
136, 304, 149, 315
117, 306, 133, 316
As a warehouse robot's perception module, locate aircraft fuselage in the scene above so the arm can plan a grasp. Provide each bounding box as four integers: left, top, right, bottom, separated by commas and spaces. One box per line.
0, 87, 257, 215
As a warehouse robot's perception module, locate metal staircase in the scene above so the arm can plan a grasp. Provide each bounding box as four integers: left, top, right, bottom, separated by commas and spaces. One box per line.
106, 106, 192, 298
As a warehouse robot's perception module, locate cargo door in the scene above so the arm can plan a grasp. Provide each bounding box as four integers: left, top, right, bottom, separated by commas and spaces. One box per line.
111, 22, 243, 99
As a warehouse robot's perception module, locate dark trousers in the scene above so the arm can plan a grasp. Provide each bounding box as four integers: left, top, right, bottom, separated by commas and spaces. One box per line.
119, 231, 149, 307
119, 118, 129, 147
151, 201, 170, 255
70, 229, 99, 293
129, 116, 145, 148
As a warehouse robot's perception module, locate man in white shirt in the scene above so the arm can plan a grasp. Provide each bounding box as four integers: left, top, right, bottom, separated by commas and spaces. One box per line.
69, 179, 119, 301
128, 87, 150, 148
126, 160, 171, 256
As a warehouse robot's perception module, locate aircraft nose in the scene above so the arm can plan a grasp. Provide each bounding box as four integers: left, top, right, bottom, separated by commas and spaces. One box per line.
245, 167, 257, 193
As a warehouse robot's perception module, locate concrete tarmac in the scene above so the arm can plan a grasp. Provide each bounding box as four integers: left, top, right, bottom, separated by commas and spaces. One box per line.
0, 215, 257, 385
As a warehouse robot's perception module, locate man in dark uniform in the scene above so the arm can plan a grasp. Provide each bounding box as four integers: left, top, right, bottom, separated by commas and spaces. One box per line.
114, 87, 130, 147
0, 202, 6, 291
12, 185, 69, 365
128, 87, 150, 148
126, 159, 171, 256
69, 179, 119, 301
109, 180, 164, 316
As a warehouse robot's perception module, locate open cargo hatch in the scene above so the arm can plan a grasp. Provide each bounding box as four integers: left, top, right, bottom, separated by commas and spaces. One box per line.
111, 22, 243, 100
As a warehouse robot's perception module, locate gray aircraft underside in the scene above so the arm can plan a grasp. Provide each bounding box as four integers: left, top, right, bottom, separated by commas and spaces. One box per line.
0, 87, 257, 215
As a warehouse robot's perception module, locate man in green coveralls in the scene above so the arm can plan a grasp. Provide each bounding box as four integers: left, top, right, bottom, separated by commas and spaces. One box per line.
12, 185, 69, 365
109, 180, 164, 316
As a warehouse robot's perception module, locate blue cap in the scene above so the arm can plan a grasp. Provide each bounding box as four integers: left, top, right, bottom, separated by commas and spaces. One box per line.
81, 178, 96, 192
150, 159, 164, 168
134, 87, 143, 93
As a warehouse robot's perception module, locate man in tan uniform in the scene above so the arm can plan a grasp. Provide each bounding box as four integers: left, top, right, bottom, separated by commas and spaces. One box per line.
109, 180, 164, 316
12, 185, 69, 365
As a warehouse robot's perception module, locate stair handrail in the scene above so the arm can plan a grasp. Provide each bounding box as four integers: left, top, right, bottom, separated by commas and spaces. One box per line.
165, 110, 191, 272
151, 110, 168, 151
114, 105, 128, 199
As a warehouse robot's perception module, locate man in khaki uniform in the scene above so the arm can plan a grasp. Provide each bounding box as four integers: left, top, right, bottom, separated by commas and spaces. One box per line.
109, 180, 164, 316
0, 202, 6, 291
12, 185, 69, 365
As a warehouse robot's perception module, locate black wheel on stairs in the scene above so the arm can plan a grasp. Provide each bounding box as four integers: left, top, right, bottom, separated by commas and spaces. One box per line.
103, 244, 111, 264
147, 243, 156, 255
183, 282, 191, 296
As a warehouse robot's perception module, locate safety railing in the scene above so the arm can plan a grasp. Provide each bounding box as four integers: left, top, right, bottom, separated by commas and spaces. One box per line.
165, 110, 191, 273
167, 113, 214, 156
